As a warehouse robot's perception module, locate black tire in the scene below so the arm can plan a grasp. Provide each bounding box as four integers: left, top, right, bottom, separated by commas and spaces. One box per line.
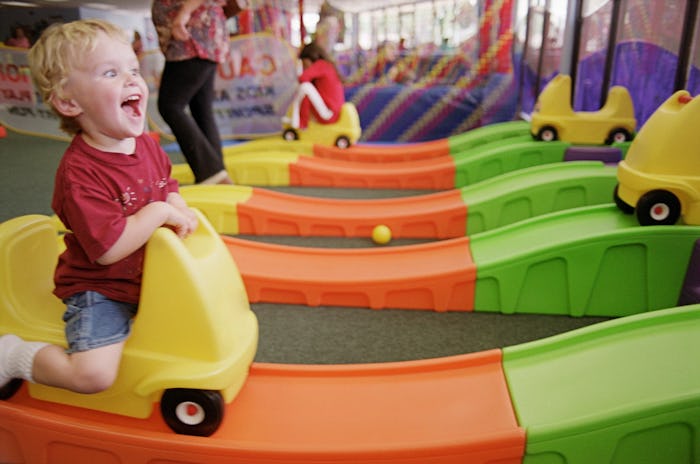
537, 126, 558, 142
635, 190, 681, 226
606, 128, 632, 145
335, 136, 351, 149
282, 128, 298, 141
613, 184, 634, 214
0, 379, 22, 400
160, 389, 224, 437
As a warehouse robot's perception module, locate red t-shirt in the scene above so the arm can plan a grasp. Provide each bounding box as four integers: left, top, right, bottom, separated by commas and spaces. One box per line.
52, 133, 179, 304
298, 59, 345, 127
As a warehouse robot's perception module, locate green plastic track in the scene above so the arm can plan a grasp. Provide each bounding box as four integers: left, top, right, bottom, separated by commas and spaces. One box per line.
447, 120, 530, 154
503, 304, 700, 464
451, 137, 572, 188
461, 161, 618, 234
469, 204, 700, 317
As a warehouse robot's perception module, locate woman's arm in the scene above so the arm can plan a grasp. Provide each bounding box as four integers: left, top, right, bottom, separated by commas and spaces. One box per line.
171, 0, 207, 41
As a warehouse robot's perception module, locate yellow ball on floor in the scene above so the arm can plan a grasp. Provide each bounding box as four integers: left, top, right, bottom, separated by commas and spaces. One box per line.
372, 224, 392, 245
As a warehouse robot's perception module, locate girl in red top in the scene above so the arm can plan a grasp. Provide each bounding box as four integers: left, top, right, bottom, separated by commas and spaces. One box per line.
287, 41, 345, 130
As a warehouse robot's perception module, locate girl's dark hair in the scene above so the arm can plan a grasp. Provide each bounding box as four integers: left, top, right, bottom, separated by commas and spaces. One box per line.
299, 41, 343, 82
298, 41, 332, 62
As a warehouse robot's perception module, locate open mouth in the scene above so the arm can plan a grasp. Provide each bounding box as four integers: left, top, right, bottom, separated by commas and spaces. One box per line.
121, 95, 142, 117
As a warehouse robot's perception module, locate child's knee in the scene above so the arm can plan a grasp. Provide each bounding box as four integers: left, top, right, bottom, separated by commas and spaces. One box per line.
69, 347, 123, 393
71, 365, 118, 394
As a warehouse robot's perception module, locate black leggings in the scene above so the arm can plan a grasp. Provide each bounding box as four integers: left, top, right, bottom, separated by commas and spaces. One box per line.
157, 58, 225, 183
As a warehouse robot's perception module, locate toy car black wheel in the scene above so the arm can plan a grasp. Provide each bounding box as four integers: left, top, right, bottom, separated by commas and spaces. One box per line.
0, 378, 22, 400
537, 126, 558, 142
635, 190, 681, 226
282, 128, 298, 141
160, 388, 224, 437
335, 136, 351, 149
613, 184, 634, 214
606, 128, 632, 144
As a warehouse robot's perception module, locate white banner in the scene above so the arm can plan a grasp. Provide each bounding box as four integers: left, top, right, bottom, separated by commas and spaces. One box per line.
1, 33, 298, 141
0, 46, 67, 140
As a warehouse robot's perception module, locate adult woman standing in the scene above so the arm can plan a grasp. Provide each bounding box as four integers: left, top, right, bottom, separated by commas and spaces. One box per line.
152, 0, 236, 184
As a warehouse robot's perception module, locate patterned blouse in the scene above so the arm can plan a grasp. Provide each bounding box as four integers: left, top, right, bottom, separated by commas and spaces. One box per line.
151, 0, 230, 63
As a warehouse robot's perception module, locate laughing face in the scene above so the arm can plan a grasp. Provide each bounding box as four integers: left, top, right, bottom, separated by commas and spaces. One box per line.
56, 30, 148, 153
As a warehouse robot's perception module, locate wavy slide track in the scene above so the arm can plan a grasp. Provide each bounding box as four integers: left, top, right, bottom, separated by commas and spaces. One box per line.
220, 120, 529, 162
225, 205, 700, 315
0, 347, 524, 464
3, 304, 698, 463
173, 131, 625, 189
503, 304, 700, 462
182, 161, 618, 238
3, 206, 699, 462
309, 120, 530, 162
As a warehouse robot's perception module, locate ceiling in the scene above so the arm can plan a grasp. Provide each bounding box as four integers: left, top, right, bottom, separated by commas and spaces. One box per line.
0, 0, 153, 12
0, 0, 414, 15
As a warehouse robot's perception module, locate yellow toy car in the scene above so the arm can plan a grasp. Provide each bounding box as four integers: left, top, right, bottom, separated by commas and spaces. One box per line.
615, 90, 700, 226
282, 101, 362, 148
531, 74, 636, 145
0, 210, 258, 436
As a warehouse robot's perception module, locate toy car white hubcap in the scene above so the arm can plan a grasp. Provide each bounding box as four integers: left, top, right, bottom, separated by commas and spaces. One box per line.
650, 203, 670, 221
175, 401, 206, 425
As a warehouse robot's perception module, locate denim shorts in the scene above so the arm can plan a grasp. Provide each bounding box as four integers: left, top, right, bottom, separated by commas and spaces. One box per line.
62, 291, 138, 353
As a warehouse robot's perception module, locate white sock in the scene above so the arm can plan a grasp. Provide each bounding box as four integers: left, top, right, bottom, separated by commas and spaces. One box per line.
0, 334, 48, 385
318, 107, 333, 121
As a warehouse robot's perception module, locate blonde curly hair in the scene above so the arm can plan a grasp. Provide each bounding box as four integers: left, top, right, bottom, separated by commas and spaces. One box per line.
28, 19, 129, 135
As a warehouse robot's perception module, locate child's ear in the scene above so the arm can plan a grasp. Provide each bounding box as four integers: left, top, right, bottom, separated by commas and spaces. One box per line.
51, 94, 82, 117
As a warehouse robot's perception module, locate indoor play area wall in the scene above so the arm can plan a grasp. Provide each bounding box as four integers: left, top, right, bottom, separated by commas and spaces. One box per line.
518, 0, 700, 129
2, 0, 700, 143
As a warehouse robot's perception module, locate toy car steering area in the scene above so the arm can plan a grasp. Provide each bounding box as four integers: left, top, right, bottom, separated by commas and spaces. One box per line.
0, 209, 258, 437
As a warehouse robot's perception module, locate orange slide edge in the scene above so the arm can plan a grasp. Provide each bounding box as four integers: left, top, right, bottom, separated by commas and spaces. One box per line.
0, 350, 525, 464
311, 138, 451, 162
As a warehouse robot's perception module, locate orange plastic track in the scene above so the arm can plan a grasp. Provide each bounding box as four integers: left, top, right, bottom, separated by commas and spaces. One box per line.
289, 156, 457, 189
0, 351, 525, 464
237, 187, 467, 238
223, 235, 476, 311
311, 138, 451, 162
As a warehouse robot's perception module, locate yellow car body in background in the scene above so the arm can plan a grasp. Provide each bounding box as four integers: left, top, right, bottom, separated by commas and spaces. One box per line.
0, 210, 258, 436
616, 90, 700, 226
531, 74, 637, 145
283, 102, 362, 148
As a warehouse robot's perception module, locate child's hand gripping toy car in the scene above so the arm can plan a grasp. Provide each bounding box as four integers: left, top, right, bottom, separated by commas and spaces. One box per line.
282, 102, 362, 149
531, 74, 636, 145
0, 210, 258, 436
615, 91, 700, 226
